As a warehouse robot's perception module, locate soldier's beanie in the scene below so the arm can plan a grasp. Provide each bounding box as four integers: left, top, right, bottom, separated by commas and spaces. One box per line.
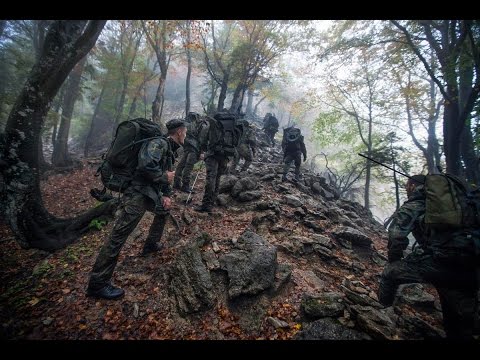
166, 118, 186, 131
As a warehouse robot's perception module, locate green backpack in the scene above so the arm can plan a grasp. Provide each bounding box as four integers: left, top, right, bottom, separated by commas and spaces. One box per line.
424, 173, 480, 263
424, 174, 480, 228
95, 118, 164, 194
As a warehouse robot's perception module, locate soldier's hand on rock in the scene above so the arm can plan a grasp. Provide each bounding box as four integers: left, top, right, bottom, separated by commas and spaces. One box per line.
162, 196, 172, 210
166, 170, 175, 184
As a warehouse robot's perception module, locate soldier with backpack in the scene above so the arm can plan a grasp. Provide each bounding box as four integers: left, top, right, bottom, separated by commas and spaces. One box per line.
378, 174, 480, 339
195, 112, 243, 213
263, 113, 279, 146
173, 112, 209, 193
281, 126, 307, 182
228, 119, 256, 174
86, 119, 187, 300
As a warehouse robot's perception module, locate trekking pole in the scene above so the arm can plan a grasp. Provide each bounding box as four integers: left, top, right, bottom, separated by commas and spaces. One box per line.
358, 153, 424, 184
186, 170, 200, 205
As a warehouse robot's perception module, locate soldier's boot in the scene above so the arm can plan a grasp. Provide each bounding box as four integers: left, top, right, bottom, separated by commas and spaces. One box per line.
141, 241, 164, 256
86, 283, 125, 300
194, 204, 213, 213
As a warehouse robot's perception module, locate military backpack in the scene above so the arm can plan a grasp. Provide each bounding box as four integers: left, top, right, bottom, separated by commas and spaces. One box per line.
95, 118, 164, 194
207, 112, 244, 157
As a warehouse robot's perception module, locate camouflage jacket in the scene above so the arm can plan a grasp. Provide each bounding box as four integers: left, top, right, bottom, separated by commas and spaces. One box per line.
130, 136, 176, 208
184, 119, 209, 153
387, 186, 427, 262
241, 126, 257, 150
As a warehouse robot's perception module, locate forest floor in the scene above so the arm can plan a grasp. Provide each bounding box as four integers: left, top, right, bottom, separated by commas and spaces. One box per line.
0, 158, 443, 340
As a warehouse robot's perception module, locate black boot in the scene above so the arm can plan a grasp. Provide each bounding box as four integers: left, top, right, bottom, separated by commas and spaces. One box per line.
194, 204, 213, 213
141, 242, 164, 256
86, 283, 125, 300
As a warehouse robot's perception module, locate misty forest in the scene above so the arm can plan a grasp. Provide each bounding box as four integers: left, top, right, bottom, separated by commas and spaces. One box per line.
0, 20, 479, 340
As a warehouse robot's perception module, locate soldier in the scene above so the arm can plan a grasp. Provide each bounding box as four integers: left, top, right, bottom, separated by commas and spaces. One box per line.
229, 120, 256, 174
195, 112, 240, 213
378, 175, 479, 339
173, 112, 209, 193
281, 126, 307, 182
86, 119, 187, 300
262, 113, 279, 146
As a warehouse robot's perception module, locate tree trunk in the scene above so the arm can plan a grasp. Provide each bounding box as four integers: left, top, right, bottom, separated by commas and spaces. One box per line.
443, 91, 462, 176
217, 77, 229, 112
52, 55, 87, 167
185, 20, 192, 116
51, 86, 65, 146
1, 20, 111, 250
246, 88, 254, 117
152, 73, 166, 125
84, 82, 106, 157
229, 83, 244, 113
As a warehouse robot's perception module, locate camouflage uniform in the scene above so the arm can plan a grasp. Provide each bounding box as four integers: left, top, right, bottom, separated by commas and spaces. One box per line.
197, 113, 236, 211
88, 136, 177, 291
378, 186, 479, 339
282, 131, 307, 181
173, 116, 209, 191
229, 124, 256, 174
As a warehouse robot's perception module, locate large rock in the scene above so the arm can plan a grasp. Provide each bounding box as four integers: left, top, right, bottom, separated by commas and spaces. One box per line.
396, 284, 436, 311
333, 226, 372, 248
283, 195, 303, 208
295, 318, 368, 340
219, 175, 238, 193
168, 243, 215, 315
301, 292, 346, 319
237, 190, 262, 202
349, 305, 398, 340
231, 177, 258, 198
219, 230, 277, 299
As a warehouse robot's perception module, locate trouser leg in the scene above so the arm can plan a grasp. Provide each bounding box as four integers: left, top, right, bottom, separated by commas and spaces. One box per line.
88, 193, 146, 290
181, 151, 199, 188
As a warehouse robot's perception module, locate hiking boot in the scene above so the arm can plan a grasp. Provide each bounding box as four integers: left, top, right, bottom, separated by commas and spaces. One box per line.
86, 283, 125, 300
180, 185, 195, 194
194, 205, 213, 213
141, 242, 164, 256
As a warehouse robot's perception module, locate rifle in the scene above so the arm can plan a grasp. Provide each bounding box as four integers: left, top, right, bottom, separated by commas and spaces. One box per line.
358, 153, 424, 185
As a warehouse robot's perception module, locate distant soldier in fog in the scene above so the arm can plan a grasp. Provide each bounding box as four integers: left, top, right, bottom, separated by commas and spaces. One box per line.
262, 113, 279, 146
281, 126, 306, 182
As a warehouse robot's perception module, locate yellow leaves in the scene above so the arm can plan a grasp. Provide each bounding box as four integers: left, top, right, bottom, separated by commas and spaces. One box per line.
293, 323, 302, 330
28, 297, 40, 306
